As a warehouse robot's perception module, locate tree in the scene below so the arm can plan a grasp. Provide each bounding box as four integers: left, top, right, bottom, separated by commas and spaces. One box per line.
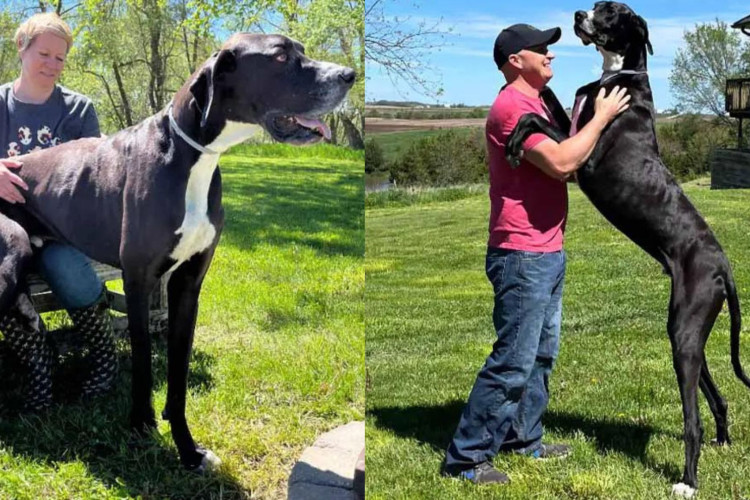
364, 0, 448, 98
669, 20, 750, 120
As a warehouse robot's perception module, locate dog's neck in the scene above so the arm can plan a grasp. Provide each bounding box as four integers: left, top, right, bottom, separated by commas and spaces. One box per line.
597, 44, 649, 85
168, 90, 262, 156
598, 47, 624, 72
598, 43, 648, 73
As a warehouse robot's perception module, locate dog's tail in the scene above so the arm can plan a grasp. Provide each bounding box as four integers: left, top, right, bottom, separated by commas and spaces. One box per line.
727, 269, 750, 388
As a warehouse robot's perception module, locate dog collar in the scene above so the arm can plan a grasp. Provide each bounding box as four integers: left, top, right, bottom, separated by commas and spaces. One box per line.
600, 70, 648, 85
167, 102, 219, 156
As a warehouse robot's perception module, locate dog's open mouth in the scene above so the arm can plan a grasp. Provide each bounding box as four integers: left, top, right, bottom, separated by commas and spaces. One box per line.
265, 114, 331, 145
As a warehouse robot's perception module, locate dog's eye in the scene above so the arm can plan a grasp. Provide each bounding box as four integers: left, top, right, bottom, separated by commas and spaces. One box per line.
275, 53, 288, 63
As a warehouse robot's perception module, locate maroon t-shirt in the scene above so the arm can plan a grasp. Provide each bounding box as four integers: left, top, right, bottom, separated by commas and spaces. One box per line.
486, 85, 568, 252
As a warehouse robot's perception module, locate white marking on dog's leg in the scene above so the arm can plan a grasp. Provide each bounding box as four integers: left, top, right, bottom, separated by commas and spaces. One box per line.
671, 483, 696, 498
195, 449, 222, 473
29, 236, 43, 248
599, 47, 624, 72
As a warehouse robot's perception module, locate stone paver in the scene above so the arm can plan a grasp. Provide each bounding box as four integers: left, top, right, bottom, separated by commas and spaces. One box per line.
288, 421, 364, 500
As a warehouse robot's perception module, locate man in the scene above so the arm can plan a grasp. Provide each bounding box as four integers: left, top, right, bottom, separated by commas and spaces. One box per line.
442, 23, 630, 484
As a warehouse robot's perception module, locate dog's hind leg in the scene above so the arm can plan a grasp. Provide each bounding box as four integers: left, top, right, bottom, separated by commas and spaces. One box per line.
0, 215, 33, 313
0, 215, 53, 411
164, 247, 220, 472
668, 273, 725, 497
699, 354, 730, 445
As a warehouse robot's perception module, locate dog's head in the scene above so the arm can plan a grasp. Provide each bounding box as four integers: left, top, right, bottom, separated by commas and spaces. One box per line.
186, 33, 355, 146
574, 2, 652, 68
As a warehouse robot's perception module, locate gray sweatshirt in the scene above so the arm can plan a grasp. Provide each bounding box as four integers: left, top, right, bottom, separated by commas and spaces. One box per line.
0, 82, 99, 158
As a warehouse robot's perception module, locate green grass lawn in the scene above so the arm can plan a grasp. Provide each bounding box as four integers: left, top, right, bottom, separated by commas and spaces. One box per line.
366, 182, 750, 499
0, 143, 364, 499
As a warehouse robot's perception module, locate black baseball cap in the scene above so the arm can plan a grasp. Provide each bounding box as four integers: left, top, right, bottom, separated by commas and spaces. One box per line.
493, 24, 562, 69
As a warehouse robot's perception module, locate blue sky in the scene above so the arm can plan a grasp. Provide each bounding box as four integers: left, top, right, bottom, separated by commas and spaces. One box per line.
366, 0, 750, 111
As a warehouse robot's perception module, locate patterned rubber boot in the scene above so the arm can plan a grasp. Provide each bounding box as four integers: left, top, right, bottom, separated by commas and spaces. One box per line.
0, 313, 53, 412
69, 297, 117, 398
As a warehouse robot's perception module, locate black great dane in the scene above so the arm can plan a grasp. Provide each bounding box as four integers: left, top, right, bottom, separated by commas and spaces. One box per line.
0, 33, 355, 471
506, 2, 749, 497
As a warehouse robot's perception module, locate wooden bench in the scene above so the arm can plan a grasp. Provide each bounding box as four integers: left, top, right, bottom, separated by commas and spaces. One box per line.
27, 262, 169, 348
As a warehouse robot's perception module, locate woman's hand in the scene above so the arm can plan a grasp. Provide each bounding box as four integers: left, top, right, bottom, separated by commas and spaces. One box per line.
0, 159, 28, 204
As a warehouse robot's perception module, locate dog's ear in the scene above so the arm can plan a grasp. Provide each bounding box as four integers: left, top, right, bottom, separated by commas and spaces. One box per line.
189, 49, 238, 128
635, 15, 653, 55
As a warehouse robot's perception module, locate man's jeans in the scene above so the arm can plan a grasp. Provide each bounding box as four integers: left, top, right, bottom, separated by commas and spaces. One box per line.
445, 247, 566, 467
36, 243, 105, 310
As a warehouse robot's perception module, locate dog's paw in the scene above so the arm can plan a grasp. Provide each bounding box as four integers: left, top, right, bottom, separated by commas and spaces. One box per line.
710, 437, 731, 447
191, 448, 221, 474
505, 149, 524, 168
671, 483, 696, 498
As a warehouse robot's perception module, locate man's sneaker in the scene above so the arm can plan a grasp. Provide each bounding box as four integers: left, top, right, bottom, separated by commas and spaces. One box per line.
530, 443, 571, 459
444, 461, 509, 484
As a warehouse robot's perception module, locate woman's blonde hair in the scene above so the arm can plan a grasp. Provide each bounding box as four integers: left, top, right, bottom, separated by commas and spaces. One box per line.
14, 13, 73, 54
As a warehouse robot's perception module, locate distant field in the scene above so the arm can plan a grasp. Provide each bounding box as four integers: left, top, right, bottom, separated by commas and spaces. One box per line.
365, 117, 485, 135
367, 127, 479, 162
365, 105, 489, 121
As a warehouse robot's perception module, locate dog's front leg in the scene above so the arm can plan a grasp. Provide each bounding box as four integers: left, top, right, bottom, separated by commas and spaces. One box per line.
123, 273, 158, 432
164, 247, 221, 472
506, 114, 569, 167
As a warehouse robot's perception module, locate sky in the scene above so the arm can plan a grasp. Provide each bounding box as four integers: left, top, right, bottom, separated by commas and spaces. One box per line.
365, 0, 750, 111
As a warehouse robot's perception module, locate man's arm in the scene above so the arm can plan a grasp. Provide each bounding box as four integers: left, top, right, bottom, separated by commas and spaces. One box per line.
525, 86, 629, 181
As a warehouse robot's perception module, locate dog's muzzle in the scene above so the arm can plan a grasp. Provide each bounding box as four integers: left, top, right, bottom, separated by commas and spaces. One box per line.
574, 10, 596, 45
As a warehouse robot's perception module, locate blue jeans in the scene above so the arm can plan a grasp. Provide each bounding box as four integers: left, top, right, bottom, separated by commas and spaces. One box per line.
35, 242, 104, 310
445, 247, 566, 467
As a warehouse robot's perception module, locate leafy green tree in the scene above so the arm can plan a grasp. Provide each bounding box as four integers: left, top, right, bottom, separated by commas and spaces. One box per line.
364, 138, 384, 173
669, 20, 750, 119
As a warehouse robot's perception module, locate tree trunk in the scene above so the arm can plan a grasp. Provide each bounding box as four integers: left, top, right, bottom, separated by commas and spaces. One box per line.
113, 62, 134, 127
340, 113, 364, 149
328, 115, 338, 145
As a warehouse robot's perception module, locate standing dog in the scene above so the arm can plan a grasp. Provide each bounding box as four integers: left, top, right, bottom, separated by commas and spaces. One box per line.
505, 3, 750, 497
0, 33, 355, 471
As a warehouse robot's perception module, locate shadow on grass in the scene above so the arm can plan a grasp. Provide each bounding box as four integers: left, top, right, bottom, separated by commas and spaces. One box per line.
219, 161, 364, 258
0, 338, 249, 498
369, 401, 681, 481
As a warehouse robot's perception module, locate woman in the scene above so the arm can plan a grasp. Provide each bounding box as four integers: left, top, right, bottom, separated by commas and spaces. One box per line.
0, 13, 116, 411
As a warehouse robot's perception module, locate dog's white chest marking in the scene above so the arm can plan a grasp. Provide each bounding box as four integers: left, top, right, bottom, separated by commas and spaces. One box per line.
167, 120, 264, 273
598, 47, 624, 72
169, 153, 218, 272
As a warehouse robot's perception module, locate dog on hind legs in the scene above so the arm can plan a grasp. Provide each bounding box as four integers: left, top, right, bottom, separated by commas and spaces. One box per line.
505, 3, 749, 497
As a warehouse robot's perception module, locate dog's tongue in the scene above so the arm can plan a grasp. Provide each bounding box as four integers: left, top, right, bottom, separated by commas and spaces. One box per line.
294, 116, 331, 140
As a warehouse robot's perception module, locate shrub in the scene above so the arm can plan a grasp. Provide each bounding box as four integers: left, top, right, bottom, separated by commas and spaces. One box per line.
656, 115, 735, 181
365, 139, 386, 173
389, 129, 487, 186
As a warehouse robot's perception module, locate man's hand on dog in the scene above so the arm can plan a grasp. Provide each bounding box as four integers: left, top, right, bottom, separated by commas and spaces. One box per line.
593, 85, 631, 126
0, 159, 28, 204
